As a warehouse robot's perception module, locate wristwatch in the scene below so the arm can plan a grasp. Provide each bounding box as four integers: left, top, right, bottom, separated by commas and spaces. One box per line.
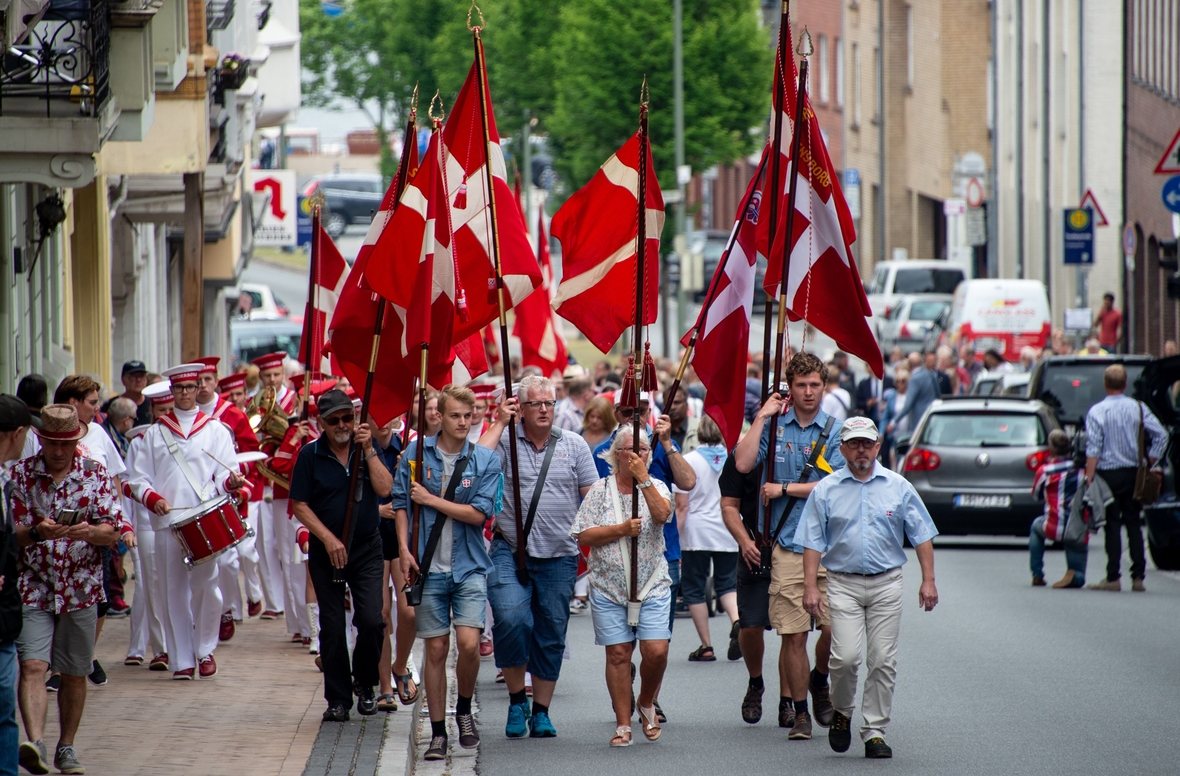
28, 524, 41, 542
637, 478, 654, 490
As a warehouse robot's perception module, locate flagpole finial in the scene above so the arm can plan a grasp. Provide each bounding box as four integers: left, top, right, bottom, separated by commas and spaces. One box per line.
428, 90, 445, 125
640, 75, 650, 109
467, 1, 485, 31
797, 26, 813, 58
410, 83, 419, 117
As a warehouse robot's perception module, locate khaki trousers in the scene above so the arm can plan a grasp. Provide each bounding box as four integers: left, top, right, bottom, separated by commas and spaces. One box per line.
827, 568, 904, 742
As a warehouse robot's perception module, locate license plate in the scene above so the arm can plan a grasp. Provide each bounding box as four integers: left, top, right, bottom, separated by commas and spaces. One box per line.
954, 494, 1011, 509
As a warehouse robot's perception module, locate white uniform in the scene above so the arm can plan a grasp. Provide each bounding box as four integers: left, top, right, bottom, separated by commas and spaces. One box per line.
124, 432, 167, 661
126, 407, 236, 673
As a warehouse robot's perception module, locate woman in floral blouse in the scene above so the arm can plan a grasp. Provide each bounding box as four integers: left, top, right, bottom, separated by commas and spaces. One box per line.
570, 425, 672, 747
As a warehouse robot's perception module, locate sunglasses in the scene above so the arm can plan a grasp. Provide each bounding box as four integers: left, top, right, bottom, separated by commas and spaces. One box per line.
323, 413, 355, 427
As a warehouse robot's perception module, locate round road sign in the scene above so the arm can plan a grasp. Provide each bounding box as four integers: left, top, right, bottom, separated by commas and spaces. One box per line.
966, 177, 984, 208
1123, 223, 1137, 257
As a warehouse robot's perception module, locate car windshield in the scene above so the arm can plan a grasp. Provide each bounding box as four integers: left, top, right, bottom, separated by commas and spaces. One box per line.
1037, 362, 1147, 424
235, 333, 301, 364
920, 412, 1045, 447
909, 300, 949, 321
893, 268, 963, 294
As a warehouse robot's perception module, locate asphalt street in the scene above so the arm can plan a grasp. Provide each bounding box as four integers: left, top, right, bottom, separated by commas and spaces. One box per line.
476, 545, 1180, 776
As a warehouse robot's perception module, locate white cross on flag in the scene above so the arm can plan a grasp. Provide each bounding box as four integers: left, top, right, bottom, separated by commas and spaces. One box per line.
301, 219, 350, 380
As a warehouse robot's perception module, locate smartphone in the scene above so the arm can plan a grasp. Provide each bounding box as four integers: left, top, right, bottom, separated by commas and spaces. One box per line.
56, 509, 80, 527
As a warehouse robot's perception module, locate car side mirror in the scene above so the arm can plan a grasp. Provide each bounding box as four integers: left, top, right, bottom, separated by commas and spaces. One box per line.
894, 434, 912, 456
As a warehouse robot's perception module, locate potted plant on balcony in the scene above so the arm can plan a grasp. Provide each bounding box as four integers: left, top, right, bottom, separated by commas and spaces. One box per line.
219, 54, 250, 90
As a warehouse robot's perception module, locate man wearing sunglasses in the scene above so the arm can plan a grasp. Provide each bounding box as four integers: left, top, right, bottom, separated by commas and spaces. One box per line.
290, 389, 392, 723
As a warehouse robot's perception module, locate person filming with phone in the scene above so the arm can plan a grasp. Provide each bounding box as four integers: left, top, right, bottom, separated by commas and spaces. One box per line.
10, 404, 120, 775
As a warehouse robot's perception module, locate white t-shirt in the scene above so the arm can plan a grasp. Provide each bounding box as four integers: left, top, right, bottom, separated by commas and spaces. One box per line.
22, 421, 126, 480
821, 388, 851, 422
432, 448, 460, 574
672, 449, 738, 552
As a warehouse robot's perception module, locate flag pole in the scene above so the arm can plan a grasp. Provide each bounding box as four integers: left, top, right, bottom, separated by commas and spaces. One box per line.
470, 11, 529, 584
338, 93, 421, 584
302, 207, 321, 422
407, 344, 429, 580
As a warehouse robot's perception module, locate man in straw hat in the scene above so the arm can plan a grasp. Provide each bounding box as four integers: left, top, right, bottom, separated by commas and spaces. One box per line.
11, 404, 120, 775
125, 364, 245, 680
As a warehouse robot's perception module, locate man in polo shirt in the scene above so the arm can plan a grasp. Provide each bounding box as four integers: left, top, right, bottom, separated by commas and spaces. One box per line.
479, 375, 599, 739
289, 389, 392, 723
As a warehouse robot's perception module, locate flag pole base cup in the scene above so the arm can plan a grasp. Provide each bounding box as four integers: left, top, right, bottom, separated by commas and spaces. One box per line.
627, 600, 642, 627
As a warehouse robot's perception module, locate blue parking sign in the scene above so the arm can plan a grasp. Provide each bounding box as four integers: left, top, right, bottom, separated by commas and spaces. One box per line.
1063, 208, 1093, 265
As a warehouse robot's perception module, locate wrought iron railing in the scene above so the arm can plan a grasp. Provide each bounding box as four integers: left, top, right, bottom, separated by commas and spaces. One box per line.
0, 0, 111, 118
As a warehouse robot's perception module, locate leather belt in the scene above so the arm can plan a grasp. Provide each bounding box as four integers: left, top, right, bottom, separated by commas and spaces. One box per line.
833, 567, 898, 578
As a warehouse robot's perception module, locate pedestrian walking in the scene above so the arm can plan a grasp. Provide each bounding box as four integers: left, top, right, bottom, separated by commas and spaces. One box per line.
1083, 364, 1166, 592
886, 350, 942, 439
1030, 430, 1088, 588
289, 389, 392, 722
395, 385, 502, 760
796, 416, 939, 759
478, 375, 599, 739
734, 352, 844, 740
1094, 293, 1122, 352
12, 404, 120, 775
0, 395, 32, 776
571, 426, 673, 747
673, 417, 740, 663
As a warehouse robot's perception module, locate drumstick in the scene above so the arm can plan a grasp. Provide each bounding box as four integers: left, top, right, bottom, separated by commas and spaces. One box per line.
204, 450, 241, 473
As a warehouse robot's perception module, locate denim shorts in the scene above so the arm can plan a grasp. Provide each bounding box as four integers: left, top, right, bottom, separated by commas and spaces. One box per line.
486, 538, 577, 682
589, 587, 672, 646
415, 572, 487, 639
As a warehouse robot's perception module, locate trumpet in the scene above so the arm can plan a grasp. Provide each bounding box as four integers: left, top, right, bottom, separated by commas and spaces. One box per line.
246, 385, 289, 443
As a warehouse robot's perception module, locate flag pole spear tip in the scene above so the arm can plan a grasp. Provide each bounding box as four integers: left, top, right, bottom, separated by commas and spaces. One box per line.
467, 0, 485, 31
797, 26, 813, 57
428, 90, 445, 124
410, 83, 419, 116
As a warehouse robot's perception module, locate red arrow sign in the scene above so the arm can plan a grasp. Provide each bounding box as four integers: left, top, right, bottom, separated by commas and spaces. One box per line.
253, 177, 287, 220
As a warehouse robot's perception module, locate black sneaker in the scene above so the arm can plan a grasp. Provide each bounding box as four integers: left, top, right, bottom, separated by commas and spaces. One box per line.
355, 684, 378, 716
829, 710, 852, 752
88, 660, 107, 687
865, 737, 892, 758
456, 711, 479, 749
727, 621, 742, 661
741, 683, 764, 724
45, 674, 60, 692
322, 704, 350, 722
424, 734, 447, 761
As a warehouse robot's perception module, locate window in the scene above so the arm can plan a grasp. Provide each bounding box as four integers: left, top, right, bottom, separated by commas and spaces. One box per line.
817, 34, 829, 103
919, 413, 1046, 448
852, 43, 861, 124
906, 4, 914, 89
835, 38, 844, 106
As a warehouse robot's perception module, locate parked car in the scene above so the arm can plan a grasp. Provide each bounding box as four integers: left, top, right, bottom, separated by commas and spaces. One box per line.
690, 229, 770, 307
942, 279, 1051, 362
303, 174, 385, 237
1027, 354, 1152, 432
897, 396, 1059, 536
1136, 355, 1180, 571
864, 259, 966, 319
995, 372, 1031, 397
230, 318, 302, 366
229, 282, 290, 320
877, 294, 953, 353
970, 371, 1001, 396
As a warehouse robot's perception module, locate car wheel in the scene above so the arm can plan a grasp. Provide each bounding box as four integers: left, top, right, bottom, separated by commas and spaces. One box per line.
1148, 539, 1180, 571
325, 212, 347, 238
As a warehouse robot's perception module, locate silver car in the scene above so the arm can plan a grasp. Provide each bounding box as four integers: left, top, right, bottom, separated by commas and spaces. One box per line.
897, 397, 1061, 536
876, 294, 954, 353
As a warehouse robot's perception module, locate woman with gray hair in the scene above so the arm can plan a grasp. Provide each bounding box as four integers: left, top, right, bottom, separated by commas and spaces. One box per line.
570, 426, 673, 747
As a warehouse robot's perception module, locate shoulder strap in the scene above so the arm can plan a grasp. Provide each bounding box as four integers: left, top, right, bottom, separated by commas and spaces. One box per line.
609, 477, 663, 602
161, 426, 214, 501
768, 417, 835, 543
1137, 401, 1148, 463
521, 428, 562, 545
416, 452, 472, 578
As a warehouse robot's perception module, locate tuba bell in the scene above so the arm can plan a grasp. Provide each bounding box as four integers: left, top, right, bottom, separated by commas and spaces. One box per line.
246, 385, 289, 443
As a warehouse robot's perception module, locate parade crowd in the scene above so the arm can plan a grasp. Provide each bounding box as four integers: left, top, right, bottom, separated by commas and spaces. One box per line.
1, 325, 1165, 773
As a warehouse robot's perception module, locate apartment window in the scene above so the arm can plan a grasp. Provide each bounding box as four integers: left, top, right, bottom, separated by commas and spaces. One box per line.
852, 43, 861, 125
906, 4, 914, 89
836, 38, 844, 106
818, 35, 829, 103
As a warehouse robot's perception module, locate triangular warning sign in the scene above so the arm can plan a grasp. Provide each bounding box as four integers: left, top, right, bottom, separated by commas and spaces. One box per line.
1079, 189, 1108, 227
1155, 127, 1180, 175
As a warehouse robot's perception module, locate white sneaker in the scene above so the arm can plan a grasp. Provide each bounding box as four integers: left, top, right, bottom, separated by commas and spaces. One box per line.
569, 597, 589, 615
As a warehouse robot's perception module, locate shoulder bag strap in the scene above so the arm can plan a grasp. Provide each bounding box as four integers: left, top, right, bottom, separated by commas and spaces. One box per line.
521, 427, 562, 545
161, 426, 214, 501
1138, 401, 1149, 464
416, 453, 471, 579
768, 417, 836, 543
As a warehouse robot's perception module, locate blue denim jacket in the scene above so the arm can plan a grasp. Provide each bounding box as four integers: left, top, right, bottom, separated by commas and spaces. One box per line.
391, 435, 502, 583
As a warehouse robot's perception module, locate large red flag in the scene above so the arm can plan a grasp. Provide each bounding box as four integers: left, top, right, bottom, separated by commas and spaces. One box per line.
365, 58, 540, 344
301, 220, 350, 380
513, 211, 568, 379
759, 30, 883, 378
551, 134, 664, 353
685, 146, 770, 449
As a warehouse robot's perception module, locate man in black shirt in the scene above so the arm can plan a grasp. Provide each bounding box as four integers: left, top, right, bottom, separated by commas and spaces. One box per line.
290, 390, 392, 722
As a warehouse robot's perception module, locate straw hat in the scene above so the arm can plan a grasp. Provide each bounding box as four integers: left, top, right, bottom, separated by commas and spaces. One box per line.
34, 404, 87, 442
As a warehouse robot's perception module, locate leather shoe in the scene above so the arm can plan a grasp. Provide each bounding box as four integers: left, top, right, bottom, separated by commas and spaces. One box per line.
247, 599, 263, 618
1051, 570, 1079, 588
355, 685, 378, 716
865, 737, 893, 758
1031, 576, 1046, 586
199, 655, 217, 678
788, 710, 812, 739
323, 704, 350, 722
219, 612, 235, 641
828, 711, 852, 752
1132, 578, 1146, 592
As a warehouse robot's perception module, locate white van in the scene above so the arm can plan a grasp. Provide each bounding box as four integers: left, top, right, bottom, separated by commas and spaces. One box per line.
864, 260, 966, 318
944, 279, 1051, 361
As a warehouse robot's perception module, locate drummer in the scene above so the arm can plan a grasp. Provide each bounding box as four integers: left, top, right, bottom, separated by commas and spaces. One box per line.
125, 363, 245, 680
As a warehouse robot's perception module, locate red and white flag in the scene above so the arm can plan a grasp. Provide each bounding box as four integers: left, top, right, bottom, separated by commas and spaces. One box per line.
301, 220, 350, 380
513, 210, 568, 379
446, 332, 490, 386
551, 133, 664, 353
759, 32, 883, 378
685, 147, 770, 449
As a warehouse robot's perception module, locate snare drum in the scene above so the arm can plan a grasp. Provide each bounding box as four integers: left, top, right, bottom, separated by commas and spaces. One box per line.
170, 495, 253, 568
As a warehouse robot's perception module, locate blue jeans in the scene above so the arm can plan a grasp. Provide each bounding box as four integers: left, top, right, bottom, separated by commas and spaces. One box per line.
0, 641, 17, 776
486, 539, 577, 682
1029, 517, 1087, 585
666, 558, 681, 633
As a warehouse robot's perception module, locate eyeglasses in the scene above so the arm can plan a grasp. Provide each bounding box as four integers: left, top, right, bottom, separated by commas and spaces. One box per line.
172, 384, 198, 393
617, 406, 651, 419
843, 438, 878, 450
521, 400, 556, 410
323, 413, 355, 427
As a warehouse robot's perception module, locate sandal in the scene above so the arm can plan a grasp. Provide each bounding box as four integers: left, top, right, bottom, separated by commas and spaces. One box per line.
394, 672, 419, 705
638, 705, 661, 741
610, 725, 633, 747
376, 693, 398, 712
688, 645, 716, 662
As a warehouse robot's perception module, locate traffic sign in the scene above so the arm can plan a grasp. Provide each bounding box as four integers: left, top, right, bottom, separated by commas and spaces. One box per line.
965, 177, 985, 208
1155, 127, 1180, 175
1163, 176, 1180, 214
1079, 188, 1109, 226
1063, 208, 1094, 265
943, 198, 966, 217
1123, 223, 1137, 257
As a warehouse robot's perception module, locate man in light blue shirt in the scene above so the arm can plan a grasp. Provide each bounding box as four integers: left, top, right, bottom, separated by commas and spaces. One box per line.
796, 416, 938, 760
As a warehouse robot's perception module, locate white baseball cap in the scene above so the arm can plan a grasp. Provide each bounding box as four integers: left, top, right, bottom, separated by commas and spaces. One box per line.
840, 416, 879, 443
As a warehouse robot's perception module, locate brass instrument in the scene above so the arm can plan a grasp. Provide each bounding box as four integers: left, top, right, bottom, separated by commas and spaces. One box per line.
255, 460, 291, 493
246, 385, 289, 442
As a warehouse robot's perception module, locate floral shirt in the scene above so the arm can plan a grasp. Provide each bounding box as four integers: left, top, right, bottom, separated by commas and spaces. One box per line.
10, 454, 120, 613
570, 476, 672, 606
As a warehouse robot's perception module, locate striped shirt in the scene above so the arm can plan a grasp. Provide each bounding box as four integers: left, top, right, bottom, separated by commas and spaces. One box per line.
1084, 393, 1166, 470
553, 399, 585, 433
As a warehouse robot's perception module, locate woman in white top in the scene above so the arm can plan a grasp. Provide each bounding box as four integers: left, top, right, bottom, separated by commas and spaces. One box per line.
672, 417, 741, 663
